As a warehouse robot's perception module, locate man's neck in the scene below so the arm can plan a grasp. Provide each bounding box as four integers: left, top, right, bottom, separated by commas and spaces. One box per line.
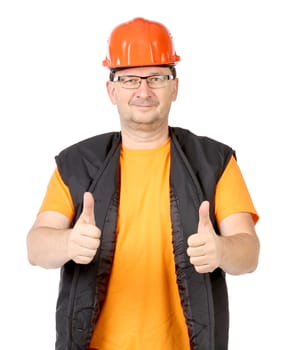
121, 125, 169, 149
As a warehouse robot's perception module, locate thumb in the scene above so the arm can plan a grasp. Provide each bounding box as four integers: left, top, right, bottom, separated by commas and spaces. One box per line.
197, 201, 213, 234
77, 192, 96, 225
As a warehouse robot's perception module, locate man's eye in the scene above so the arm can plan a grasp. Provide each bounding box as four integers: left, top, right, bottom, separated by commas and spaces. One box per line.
123, 78, 139, 84
149, 76, 162, 83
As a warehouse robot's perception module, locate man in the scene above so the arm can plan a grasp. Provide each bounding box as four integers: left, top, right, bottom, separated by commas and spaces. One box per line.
27, 17, 260, 350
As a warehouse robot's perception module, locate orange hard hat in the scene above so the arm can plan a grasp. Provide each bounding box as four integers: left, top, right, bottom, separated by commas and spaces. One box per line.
102, 17, 180, 69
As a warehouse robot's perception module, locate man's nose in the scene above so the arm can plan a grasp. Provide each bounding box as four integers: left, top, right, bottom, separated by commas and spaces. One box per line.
135, 79, 153, 96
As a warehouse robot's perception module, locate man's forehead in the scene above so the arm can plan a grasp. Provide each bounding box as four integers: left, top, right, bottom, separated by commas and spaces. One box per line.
114, 66, 171, 76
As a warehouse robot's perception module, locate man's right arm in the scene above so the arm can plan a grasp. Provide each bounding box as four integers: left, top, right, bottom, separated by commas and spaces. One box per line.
27, 192, 101, 269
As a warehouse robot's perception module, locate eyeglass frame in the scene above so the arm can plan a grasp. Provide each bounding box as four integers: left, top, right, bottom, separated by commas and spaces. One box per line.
111, 74, 175, 89
109, 64, 177, 88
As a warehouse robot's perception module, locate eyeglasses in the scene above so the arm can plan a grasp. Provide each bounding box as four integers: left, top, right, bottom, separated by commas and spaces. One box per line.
112, 74, 175, 89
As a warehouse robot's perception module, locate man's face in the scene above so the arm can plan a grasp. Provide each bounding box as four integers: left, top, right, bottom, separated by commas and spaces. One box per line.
106, 66, 179, 133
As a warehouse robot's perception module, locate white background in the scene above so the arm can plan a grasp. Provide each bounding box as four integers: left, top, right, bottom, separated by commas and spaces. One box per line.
1, 1, 284, 349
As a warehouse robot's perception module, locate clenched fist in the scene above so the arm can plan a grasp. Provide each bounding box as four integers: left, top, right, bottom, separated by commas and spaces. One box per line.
68, 192, 101, 264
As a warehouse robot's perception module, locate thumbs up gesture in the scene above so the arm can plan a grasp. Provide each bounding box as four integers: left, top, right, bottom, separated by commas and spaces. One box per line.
187, 201, 222, 273
68, 192, 101, 264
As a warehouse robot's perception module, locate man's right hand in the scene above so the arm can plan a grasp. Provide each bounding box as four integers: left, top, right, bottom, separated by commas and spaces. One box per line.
68, 192, 101, 264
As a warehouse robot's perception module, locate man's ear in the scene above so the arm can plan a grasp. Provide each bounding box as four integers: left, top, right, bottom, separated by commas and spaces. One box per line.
172, 78, 179, 101
106, 80, 117, 105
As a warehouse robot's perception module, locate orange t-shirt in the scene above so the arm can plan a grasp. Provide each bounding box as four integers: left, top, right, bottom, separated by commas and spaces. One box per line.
39, 139, 258, 350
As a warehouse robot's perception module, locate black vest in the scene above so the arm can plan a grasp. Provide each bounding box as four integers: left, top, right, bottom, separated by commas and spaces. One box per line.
54, 126, 235, 350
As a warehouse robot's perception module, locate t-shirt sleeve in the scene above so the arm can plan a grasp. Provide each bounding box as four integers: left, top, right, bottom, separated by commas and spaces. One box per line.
38, 167, 75, 221
215, 155, 259, 225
